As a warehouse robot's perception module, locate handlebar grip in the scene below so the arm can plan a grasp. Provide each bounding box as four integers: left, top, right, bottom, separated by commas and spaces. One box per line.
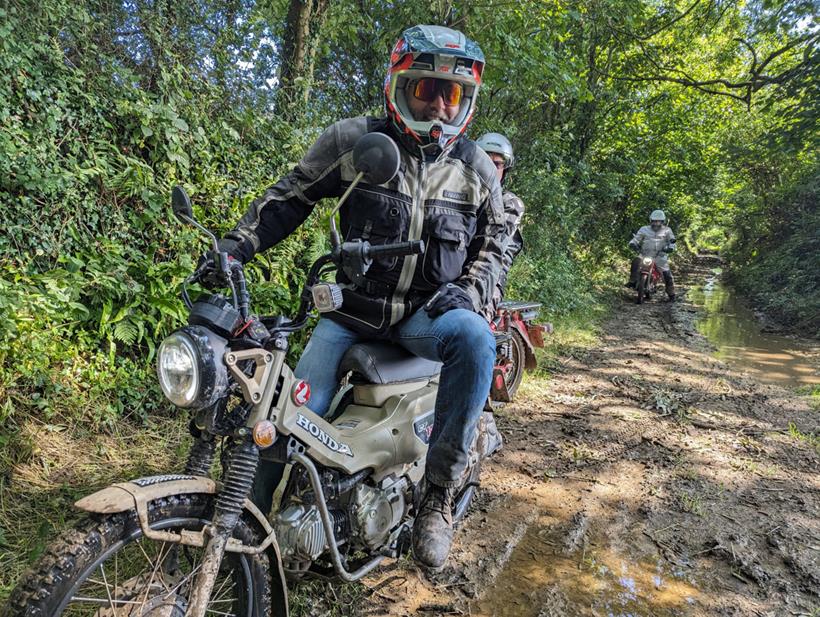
365, 240, 425, 259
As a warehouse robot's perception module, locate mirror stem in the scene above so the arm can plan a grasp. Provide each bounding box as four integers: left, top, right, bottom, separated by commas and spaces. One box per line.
179, 214, 220, 252
329, 171, 364, 249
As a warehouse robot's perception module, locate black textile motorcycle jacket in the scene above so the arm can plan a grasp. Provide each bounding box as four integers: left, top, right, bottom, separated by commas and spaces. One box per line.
223, 116, 507, 335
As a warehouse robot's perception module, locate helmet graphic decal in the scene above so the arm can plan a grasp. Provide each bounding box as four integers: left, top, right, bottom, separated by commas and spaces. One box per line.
384, 25, 485, 155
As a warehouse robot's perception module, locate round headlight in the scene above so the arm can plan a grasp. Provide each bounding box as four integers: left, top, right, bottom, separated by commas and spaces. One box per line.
642, 257, 653, 265
158, 333, 200, 407
157, 326, 230, 410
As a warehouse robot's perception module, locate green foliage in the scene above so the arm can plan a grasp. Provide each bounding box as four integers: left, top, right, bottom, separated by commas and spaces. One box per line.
0, 0, 817, 599
725, 166, 820, 336
0, 0, 317, 433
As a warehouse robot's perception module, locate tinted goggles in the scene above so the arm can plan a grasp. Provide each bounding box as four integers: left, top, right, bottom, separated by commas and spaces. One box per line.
413, 78, 464, 106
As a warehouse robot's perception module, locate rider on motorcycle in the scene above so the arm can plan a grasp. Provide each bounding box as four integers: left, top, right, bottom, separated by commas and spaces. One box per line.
475, 132, 522, 456
204, 25, 506, 570
475, 132, 524, 320
626, 209, 677, 301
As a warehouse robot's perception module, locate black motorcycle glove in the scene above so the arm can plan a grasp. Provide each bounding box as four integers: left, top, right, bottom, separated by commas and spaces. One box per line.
663, 244, 676, 253
424, 283, 475, 318
196, 238, 242, 289
628, 240, 639, 252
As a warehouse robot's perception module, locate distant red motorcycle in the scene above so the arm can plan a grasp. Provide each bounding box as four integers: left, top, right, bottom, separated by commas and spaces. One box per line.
488, 300, 552, 408
636, 256, 662, 304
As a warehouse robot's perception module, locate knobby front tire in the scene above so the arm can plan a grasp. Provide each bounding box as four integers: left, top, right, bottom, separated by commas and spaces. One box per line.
3, 494, 276, 617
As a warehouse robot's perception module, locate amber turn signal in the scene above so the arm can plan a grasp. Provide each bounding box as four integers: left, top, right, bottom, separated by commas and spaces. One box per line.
252, 420, 276, 448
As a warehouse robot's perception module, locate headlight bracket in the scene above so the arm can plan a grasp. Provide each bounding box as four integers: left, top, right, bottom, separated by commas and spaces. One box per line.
225, 348, 285, 426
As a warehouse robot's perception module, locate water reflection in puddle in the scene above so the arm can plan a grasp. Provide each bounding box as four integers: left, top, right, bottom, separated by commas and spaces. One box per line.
688, 271, 819, 387
470, 524, 700, 617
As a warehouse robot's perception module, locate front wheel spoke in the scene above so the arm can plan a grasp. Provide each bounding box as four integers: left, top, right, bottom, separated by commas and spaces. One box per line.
135, 537, 157, 571
135, 537, 169, 580
141, 540, 173, 602
209, 573, 234, 605
98, 563, 116, 611
153, 542, 175, 593
162, 562, 203, 599
69, 596, 144, 606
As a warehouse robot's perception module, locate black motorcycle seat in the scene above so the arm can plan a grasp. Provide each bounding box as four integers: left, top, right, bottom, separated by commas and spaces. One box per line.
337, 342, 442, 384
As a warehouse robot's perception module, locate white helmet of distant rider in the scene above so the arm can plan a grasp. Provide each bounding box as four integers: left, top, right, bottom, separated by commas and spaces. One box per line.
384, 25, 485, 156
476, 132, 514, 183
650, 209, 666, 231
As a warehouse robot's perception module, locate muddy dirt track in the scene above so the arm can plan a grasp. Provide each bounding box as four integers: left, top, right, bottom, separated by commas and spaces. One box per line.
338, 257, 820, 617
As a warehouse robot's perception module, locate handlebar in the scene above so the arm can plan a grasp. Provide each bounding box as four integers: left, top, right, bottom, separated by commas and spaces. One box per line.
183, 239, 426, 337
182, 252, 249, 319
289, 240, 424, 330
364, 240, 425, 260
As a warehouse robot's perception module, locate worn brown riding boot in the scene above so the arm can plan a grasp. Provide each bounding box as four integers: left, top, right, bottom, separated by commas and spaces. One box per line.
412, 481, 456, 569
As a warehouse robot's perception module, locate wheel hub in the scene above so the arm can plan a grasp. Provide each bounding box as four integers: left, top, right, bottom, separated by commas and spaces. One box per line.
92, 575, 187, 617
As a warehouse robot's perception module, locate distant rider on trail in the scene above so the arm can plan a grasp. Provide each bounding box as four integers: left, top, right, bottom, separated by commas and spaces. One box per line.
626, 210, 677, 301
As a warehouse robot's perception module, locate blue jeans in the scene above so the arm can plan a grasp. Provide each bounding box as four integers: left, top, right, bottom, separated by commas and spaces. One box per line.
297, 307, 495, 487
251, 308, 495, 511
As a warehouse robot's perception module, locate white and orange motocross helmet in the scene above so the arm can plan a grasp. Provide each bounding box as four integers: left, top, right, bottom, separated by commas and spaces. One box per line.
385, 25, 485, 154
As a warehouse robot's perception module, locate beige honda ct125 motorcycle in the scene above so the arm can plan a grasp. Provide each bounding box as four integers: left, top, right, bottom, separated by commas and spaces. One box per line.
4, 133, 490, 617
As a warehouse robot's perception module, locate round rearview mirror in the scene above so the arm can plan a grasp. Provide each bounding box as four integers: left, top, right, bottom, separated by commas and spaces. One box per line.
352, 133, 400, 186
171, 186, 194, 221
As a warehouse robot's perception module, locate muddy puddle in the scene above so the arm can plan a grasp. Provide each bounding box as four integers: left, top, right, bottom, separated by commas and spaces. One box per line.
687, 270, 819, 387
470, 521, 702, 617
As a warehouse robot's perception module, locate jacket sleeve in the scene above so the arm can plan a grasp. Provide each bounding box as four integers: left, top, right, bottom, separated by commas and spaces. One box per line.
496, 193, 525, 294
452, 173, 508, 311
630, 228, 645, 250
224, 120, 355, 263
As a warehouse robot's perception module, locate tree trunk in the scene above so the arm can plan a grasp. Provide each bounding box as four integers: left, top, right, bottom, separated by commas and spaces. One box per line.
276, 0, 331, 120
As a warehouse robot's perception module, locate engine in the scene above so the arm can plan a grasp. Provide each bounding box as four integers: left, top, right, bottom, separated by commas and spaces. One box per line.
275, 504, 333, 564
274, 475, 409, 568
350, 478, 407, 549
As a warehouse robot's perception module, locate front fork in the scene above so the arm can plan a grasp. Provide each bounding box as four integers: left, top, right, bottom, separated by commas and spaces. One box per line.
186, 437, 260, 617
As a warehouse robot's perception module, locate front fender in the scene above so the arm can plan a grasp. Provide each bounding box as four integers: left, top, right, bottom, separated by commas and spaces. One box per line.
76, 474, 288, 616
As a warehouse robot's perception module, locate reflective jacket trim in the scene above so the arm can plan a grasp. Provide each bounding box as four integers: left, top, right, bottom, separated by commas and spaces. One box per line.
424, 199, 476, 212
391, 157, 427, 324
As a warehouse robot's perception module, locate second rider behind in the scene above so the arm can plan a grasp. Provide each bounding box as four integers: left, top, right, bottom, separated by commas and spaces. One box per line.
475, 132, 524, 455
205, 25, 506, 569
475, 132, 525, 319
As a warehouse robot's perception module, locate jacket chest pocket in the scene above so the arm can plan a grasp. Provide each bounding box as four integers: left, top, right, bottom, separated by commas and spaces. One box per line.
344, 198, 408, 273
421, 211, 476, 285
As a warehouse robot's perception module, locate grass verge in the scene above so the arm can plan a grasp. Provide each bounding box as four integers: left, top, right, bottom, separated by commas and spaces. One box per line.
0, 411, 190, 601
